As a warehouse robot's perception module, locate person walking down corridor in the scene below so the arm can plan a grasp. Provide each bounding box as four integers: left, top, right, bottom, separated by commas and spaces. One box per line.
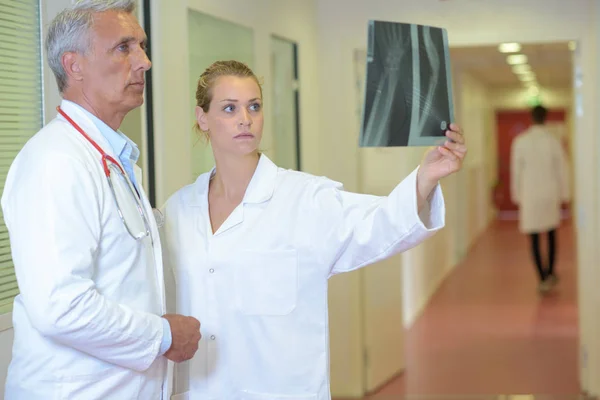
510, 105, 570, 294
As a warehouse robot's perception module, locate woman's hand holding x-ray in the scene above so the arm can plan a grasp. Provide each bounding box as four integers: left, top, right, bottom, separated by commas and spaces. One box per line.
416, 123, 467, 208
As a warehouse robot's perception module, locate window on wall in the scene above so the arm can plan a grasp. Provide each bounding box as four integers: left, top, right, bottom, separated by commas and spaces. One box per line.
0, 0, 43, 314
270, 36, 301, 170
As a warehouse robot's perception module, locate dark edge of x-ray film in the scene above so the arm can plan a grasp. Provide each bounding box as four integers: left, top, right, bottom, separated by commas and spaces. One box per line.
359, 20, 455, 147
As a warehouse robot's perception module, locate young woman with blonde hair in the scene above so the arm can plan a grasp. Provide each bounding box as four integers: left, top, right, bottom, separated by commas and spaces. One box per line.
162, 60, 467, 400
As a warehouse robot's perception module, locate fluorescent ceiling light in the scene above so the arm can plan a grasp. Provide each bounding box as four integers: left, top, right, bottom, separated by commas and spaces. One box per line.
499, 42, 522, 53
518, 73, 535, 82
528, 86, 540, 96
569, 41, 577, 51
512, 64, 532, 74
507, 54, 528, 65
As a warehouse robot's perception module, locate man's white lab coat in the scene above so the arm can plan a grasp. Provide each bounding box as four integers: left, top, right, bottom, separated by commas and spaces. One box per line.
2, 100, 171, 400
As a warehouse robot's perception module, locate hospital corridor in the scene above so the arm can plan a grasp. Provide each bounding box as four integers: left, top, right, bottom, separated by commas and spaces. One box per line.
340, 219, 579, 399
2, 0, 600, 399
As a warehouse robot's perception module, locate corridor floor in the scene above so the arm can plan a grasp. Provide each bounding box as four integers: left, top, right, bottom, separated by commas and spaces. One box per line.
366, 218, 579, 398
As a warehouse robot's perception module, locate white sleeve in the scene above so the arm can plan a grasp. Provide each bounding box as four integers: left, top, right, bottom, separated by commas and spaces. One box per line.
312, 167, 445, 277
510, 138, 522, 205
2, 154, 163, 372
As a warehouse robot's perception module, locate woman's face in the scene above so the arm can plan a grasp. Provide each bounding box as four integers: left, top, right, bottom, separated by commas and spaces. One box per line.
196, 75, 263, 157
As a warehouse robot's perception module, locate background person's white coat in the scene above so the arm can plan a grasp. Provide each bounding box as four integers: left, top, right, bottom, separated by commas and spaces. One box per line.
510, 125, 571, 233
161, 154, 445, 400
1, 100, 172, 400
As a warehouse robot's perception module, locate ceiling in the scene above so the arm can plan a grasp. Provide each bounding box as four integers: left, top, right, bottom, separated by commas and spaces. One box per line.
449, 42, 574, 89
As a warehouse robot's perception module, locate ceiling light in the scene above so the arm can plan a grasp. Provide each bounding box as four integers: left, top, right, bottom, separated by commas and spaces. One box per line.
507, 54, 528, 65
569, 41, 577, 51
528, 85, 540, 96
498, 42, 522, 53
518, 73, 535, 82
512, 64, 532, 74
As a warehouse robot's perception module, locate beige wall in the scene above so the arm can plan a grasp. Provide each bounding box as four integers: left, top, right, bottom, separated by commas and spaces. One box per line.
491, 86, 573, 110
573, 2, 600, 392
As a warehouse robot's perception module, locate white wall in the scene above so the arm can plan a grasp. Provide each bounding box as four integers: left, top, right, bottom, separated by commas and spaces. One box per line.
456, 71, 496, 241
315, 0, 598, 396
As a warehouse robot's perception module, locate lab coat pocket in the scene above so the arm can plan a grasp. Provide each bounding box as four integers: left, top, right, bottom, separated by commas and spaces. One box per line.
240, 390, 317, 400
170, 391, 189, 400
234, 249, 298, 316
58, 367, 142, 400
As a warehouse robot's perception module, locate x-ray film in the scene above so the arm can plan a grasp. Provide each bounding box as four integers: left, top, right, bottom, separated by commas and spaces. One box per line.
359, 20, 455, 147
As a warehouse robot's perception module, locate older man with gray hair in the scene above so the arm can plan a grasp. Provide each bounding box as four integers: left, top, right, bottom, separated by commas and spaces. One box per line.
2, 1, 200, 399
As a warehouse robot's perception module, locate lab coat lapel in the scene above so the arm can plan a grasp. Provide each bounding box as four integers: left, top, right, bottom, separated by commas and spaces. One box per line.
205, 167, 245, 236
57, 100, 122, 165
59, 100, 166, 311
131, 164, 166, 313
203, 154, 278, 236
137, 178, 166, 311
133, 164, 143, 188
213, 205, 244, 236
243, 154, 278, 204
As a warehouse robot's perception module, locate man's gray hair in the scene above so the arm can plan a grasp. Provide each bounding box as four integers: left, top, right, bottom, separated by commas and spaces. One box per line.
46, 0, 137, 93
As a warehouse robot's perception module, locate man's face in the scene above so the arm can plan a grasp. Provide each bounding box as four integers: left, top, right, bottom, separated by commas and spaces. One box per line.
79, 10, 151, 115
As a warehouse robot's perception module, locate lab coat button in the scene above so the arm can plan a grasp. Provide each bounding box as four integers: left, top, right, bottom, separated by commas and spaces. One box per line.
210, 335, 216, 340
209, 268, 214, 273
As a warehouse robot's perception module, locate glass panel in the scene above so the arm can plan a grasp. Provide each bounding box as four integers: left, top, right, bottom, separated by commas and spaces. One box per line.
270, 36, 299, 170
187, 10, 254, 179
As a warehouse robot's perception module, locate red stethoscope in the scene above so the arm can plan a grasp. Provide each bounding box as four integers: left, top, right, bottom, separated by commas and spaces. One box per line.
57, 106, 152, 241
57, 106, 126, 179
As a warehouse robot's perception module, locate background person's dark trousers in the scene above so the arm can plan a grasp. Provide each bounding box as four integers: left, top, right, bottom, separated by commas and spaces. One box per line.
529, 229, 558, 293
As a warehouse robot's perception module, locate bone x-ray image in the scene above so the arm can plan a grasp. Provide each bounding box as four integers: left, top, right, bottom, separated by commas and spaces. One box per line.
359, 20, 455, 147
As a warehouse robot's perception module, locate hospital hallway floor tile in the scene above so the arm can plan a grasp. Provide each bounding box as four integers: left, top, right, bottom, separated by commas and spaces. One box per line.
339, 218, 580, 399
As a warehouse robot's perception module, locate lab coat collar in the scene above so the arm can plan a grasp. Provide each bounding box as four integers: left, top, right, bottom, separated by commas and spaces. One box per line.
243, 153, 278, 204
188, 153, 278, 207
527, 124, 547, 135
56, 99, 120, 162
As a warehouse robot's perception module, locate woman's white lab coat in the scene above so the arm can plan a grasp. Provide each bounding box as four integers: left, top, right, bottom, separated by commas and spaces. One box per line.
510, 125, 570, 234
161, 154, 445, 400
2, 100, 172, 400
